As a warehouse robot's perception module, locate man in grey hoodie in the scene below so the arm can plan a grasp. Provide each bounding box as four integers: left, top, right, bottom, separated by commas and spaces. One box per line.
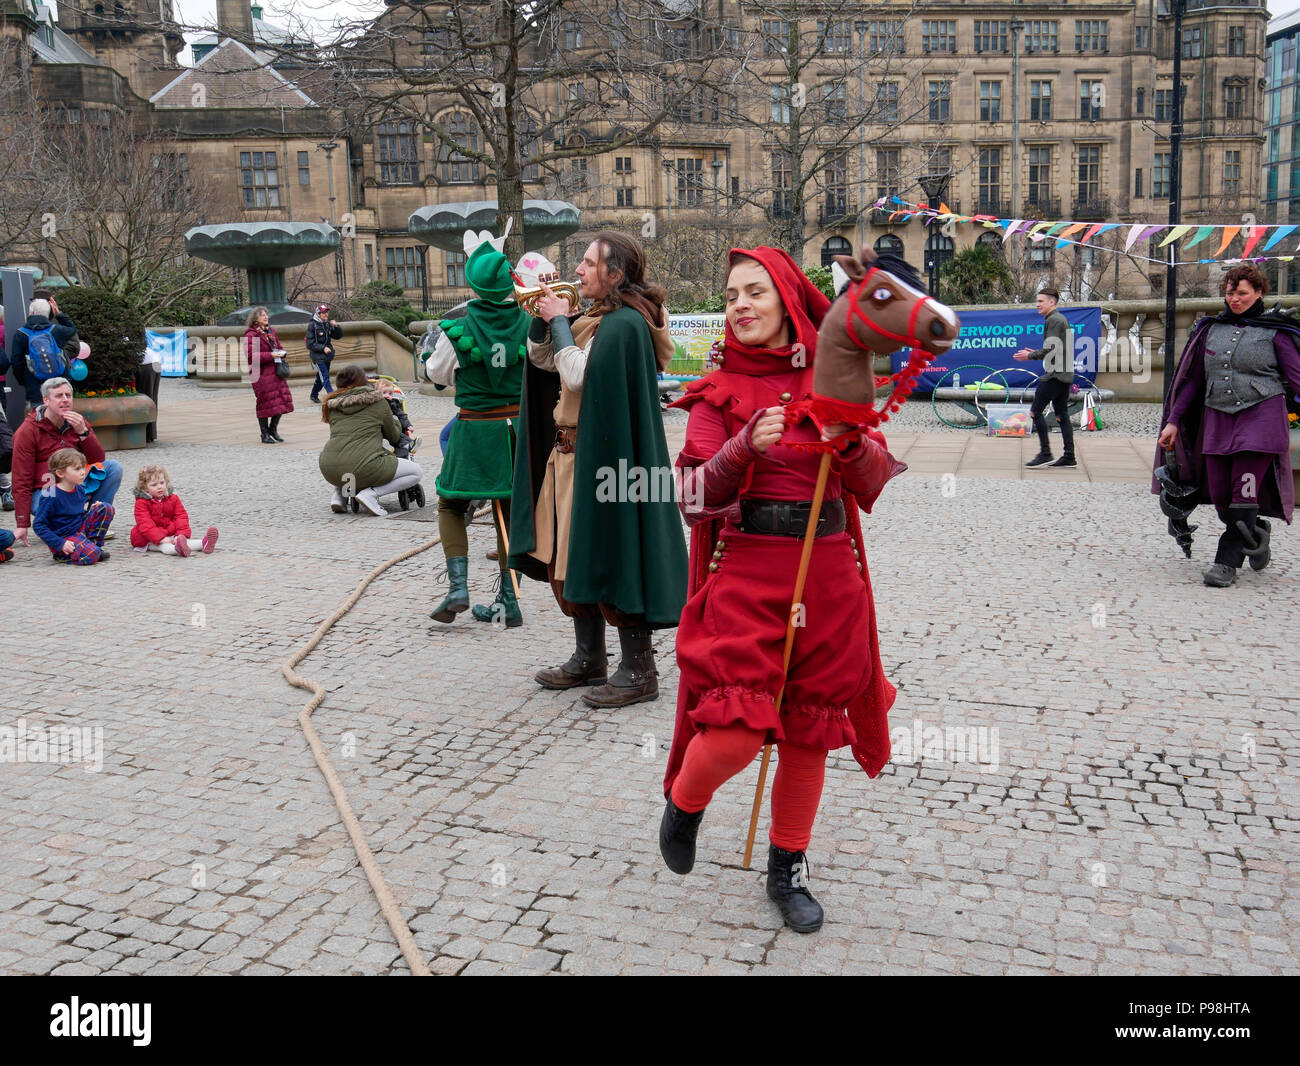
1015, 286, 1076, 468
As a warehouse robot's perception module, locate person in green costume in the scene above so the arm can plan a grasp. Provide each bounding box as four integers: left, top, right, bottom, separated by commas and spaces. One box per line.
424, 226, 531, 627
509, 231, 688, 707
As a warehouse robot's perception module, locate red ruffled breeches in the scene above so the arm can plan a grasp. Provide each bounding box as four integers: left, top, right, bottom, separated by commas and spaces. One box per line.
674, 528, 870, 751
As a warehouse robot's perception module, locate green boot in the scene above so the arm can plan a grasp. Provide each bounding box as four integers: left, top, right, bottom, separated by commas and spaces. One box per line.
430, 557, 470, 622
471, 574, 523, 628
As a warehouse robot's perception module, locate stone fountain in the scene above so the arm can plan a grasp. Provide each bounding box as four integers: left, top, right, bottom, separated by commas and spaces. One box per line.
407, 199, 580, 252
185, 221, 341, 325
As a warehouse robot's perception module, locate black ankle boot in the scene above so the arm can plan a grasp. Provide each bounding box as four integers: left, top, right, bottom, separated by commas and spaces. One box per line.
658, 797, 704, 874
258, 417, 274, 444
766, 844, 824, 933
535, 615, 607, 688
582, 626, 658, 707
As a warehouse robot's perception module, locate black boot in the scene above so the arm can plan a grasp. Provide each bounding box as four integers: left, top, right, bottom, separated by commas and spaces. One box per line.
1235, 508, 1271, 572
582, 626, 658, 707
535, 615, 607, 688
766, 844, 824, 933
258, 417, 275, 444
658, 797, 704, 874
268, 415, 285, 442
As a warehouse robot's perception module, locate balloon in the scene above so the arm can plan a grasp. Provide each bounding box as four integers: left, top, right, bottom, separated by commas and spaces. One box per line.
68, 359, 88, 381
78, 341, 90, 359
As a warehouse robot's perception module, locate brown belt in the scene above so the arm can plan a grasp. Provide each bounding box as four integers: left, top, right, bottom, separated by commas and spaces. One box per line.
555, 425, 577, 454
458, 405, 519, 422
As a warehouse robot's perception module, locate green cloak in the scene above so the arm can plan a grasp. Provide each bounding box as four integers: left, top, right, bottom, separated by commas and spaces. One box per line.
509, 306, 688, 628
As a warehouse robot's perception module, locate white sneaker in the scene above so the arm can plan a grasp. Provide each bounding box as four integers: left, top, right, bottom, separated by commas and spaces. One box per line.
356, 488, 387, 517
330, 488, 346, 513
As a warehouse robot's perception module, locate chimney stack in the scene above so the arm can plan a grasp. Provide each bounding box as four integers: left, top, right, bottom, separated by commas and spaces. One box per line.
216, 0, 253, 41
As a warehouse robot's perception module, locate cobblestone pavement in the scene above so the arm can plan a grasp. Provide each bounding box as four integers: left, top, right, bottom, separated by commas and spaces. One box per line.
1, 381, 1295, 975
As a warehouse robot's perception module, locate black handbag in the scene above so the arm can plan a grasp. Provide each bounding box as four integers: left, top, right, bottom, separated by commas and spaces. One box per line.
273, 358, 291, 380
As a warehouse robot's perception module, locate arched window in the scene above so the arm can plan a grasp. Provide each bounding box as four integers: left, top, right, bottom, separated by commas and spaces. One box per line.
377, 121, 420, 185
976, 231, 1003, 255
821, 235, 852, 267
874, 234, 904, 256
924, 232, 954, 277
439, 111, 481, 183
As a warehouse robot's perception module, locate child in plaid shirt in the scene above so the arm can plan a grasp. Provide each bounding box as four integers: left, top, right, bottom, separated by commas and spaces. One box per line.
32, 448, 115, 564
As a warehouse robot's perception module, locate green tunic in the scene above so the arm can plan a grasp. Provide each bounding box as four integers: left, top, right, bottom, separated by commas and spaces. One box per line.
434, 300, 529, 499
509, 306, 688, 627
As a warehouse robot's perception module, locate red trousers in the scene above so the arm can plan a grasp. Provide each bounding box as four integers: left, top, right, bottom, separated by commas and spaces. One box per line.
671, 723, 826, 852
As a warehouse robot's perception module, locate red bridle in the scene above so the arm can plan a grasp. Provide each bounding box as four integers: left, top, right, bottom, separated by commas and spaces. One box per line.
843, 267, 941, 354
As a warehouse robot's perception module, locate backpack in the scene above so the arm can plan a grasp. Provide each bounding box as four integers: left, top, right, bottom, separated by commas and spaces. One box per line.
21, 325, 67, 379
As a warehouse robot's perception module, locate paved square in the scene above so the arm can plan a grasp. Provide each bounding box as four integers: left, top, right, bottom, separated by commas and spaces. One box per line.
1, 381, 1295, 975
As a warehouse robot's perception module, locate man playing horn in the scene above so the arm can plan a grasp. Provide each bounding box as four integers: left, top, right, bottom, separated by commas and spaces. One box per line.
509, 232, 687, 706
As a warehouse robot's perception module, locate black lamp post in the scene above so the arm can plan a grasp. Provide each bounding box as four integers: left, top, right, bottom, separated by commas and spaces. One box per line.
919, 172, 951, 296
415, 243, 430, 313
1163, 0, 1187, 401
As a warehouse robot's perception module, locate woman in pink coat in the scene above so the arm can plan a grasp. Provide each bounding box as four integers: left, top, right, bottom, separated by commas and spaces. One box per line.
245, 306, 294, 443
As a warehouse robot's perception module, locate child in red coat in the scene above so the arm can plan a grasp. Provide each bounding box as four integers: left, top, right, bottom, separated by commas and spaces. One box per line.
129, 465, 218, 557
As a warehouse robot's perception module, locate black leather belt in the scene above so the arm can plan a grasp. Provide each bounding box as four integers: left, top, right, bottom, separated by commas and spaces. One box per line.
739, 498, 846, 538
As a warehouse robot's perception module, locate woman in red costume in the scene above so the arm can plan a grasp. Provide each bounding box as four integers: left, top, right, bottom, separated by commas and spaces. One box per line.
660, 246, 905, 933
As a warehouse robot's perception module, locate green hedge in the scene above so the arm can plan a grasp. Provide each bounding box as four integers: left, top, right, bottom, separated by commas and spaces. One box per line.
53, 286, 145, 394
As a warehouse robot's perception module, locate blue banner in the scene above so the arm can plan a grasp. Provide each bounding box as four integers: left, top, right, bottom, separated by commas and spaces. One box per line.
891, 307, 1103, 392
146, 329, 188, 377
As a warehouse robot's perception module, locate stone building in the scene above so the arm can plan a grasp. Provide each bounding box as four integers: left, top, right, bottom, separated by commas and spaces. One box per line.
0, 1, 1271, 312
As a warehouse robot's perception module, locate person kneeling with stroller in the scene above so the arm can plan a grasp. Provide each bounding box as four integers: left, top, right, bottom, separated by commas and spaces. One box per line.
318, 365, 423, 517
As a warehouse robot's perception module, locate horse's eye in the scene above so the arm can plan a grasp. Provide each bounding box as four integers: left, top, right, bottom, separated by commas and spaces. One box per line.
872, 287, 892, 302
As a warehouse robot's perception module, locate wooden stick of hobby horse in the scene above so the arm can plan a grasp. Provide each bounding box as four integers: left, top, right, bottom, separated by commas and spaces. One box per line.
492, 498, 521, 599
741, 449, 833, 869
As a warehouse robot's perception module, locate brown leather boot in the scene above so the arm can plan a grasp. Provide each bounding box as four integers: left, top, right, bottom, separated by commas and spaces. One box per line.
535, 616, 607, 688
583, 627, 658, 707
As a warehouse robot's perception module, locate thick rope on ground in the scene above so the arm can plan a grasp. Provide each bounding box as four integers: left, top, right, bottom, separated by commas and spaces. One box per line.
280, 506, 492, 977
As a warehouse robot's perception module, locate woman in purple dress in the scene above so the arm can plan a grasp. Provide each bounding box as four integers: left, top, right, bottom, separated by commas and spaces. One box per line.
1157, 264, 1300, 586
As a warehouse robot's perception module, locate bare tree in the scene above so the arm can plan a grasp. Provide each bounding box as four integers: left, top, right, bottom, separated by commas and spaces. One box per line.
34, 121, 230, 320
711, 1, 945, 258
210, 1, 732, 265
0, 37, 61, 261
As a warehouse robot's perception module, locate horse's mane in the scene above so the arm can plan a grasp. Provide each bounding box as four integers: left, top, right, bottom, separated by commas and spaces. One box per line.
869, 253, 928, 295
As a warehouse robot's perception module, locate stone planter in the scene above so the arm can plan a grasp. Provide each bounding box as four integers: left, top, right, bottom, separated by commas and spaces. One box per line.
77, 393, 157, 450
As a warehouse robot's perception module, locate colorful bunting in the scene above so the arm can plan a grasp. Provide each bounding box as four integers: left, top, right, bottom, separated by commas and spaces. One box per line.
865, 197, 1300, 268
1214, 227, 1241, 255
1263, 225, 1297, 251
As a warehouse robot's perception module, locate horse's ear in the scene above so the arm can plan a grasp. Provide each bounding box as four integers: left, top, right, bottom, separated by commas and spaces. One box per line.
834, 254, 866, 281
858, 246, 879, 266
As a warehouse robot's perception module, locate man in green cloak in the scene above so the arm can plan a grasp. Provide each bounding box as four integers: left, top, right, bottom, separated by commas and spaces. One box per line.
425, 226, 531, 627
510, 231, 687, 707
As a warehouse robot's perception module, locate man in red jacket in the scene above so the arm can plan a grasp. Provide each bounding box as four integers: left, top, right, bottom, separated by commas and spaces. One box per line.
10, 377, 122, 548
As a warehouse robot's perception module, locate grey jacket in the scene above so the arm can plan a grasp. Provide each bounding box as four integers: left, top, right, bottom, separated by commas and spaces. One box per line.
1028, 309, 1073, 383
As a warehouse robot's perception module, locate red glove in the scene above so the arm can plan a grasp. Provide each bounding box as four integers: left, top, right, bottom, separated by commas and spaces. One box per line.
676, 410, 763, 525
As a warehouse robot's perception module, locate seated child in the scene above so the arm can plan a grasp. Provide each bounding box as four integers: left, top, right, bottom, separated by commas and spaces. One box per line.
130, 465, 218, 557
0, 527, 14, 563
32, 448, 114, 565
371, 376, 421, 459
